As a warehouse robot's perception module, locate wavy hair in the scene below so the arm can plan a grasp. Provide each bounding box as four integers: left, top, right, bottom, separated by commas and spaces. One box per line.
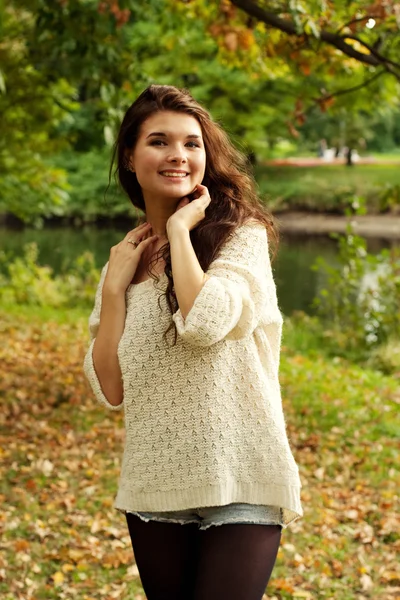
110, 84, 278, 344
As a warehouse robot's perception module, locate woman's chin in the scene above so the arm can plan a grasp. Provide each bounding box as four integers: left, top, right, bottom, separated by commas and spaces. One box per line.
146, 182, 196, 200
162, 186, 194, 199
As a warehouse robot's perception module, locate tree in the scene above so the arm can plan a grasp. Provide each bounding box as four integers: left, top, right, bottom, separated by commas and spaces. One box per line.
175, 0, 400, 135
2, 0, 400, 221
229, 0, 400, 76
0, 0, 145, 221
2, 0, 302, 222
0, 4, 76, 223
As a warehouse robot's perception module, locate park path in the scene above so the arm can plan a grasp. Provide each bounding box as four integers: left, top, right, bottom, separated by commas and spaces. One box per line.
277, 211, 400, 239
265, 157, 400, 167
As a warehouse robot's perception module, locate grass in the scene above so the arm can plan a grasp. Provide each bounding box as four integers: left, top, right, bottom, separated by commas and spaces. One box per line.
254, 163, 400, 214
1, 306, 399, 599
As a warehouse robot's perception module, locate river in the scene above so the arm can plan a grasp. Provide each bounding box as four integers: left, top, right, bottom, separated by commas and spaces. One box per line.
0, 226, 394, 315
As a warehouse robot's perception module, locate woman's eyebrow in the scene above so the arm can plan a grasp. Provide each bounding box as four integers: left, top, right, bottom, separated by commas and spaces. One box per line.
146, 132, 202, 140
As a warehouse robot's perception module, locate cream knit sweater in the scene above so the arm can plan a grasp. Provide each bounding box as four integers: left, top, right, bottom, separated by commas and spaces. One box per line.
83, 223, 303, 527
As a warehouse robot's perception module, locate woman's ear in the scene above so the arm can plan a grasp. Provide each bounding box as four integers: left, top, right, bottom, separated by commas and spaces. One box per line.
123, 151, 135, 172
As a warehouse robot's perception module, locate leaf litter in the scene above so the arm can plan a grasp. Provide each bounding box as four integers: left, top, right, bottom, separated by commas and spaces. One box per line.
0, 311, 399, 599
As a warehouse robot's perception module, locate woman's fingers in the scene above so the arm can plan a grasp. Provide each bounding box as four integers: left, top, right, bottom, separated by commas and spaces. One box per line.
136, 234, 158, 251
191, 184, 210, 207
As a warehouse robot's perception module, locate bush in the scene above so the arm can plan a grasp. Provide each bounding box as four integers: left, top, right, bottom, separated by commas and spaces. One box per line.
49, 150, 135, 222
312, 201, 400, 363
379, 183, 400, 214
0, 243, 100, 308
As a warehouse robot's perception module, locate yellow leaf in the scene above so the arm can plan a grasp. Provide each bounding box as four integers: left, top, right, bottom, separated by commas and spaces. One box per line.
61, 563, 74, 573
293, 591, 313, 599
381, 571, 400, 584
52, 571, 65, 585
68, 548, 85, 561
343, 38, 371, 55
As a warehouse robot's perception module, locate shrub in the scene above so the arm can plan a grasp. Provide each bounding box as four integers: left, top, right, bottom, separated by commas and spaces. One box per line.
0, 243, 100, 308
312, 200, 400, 362
379, 183, 400, 214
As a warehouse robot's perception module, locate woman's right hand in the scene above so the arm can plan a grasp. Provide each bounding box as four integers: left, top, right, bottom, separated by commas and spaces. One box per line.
103, 223, 158, 295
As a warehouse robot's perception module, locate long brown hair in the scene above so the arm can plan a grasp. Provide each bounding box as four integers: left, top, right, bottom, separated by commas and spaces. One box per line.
110, 84, 278, 344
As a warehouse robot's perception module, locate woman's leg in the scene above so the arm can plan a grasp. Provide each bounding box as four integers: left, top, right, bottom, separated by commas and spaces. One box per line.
193, 524, 282, 600
126, 513, 200, 600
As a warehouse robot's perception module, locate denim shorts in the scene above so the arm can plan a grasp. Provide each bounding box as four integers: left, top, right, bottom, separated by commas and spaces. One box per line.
126, 503, 283, 531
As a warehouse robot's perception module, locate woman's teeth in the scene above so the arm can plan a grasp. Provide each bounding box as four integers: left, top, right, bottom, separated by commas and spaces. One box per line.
160, 172, 188, 178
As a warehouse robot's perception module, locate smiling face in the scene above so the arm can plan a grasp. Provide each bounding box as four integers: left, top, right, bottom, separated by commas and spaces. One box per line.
128, 111, 206, 202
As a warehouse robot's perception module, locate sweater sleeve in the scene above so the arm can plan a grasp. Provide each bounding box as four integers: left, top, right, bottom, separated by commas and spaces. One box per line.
83, 262, 124, 411
172, 223, 281, 347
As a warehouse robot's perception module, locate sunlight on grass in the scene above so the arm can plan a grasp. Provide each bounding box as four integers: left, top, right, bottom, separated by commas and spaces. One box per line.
255, 164, 400, 214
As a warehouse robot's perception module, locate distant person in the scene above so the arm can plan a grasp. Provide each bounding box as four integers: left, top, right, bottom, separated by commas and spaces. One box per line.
83, 84, 302, 600
317, 138, 327, 157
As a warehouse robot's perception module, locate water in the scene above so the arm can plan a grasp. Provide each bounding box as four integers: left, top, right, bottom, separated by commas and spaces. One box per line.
0, 225, 393, 315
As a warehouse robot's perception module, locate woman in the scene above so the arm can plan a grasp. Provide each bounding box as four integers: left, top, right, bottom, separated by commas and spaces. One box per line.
83, 84, 302, 600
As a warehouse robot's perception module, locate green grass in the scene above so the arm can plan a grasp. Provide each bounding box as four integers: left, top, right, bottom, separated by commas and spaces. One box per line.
370, 150, 400, 159
0, 302, 88, 323
255, 163, 400, 214
1, 306, 399, 599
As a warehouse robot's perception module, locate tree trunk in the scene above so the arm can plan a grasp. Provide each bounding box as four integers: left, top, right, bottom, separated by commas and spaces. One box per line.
346, 147, 354, 166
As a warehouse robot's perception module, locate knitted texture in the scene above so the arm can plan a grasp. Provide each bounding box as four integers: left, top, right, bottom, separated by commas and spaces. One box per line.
83, 223, 303, 527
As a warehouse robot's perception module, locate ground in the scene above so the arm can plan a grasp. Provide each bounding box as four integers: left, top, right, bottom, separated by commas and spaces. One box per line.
277, 212, 400, 239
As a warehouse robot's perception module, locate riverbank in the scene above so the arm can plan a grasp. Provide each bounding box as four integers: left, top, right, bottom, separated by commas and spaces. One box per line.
277, 212, 400, 239
2, 211, 400, 240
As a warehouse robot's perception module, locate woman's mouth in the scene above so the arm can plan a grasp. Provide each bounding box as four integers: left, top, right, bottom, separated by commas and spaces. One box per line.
159, 171, 189, 178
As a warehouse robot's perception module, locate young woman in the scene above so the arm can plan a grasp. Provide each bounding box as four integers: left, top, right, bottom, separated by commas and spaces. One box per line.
83, 84, 302, 600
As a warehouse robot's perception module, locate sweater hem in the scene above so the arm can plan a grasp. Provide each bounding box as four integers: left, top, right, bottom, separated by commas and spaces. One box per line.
114, 480, 303, 529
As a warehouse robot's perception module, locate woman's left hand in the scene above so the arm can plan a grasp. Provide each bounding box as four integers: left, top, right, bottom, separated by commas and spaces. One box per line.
166, 184, 211, 236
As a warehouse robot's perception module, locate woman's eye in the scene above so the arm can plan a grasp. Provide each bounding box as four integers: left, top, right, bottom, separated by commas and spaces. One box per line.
149, 140, 200, 148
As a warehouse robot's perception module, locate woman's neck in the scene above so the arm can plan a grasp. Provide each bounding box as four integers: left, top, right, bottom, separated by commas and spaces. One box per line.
143, 195, 177, 238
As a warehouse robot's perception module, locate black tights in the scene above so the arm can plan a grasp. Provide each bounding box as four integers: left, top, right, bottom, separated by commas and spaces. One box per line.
126, 513, 282, 600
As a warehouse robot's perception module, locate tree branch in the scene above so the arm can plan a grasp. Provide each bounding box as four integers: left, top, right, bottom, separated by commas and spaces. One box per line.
343, 34, 400, 73
306, 69, 386, 115
230, 0, 400, 78
302, 69, 386, 116
335, 15, 384, 35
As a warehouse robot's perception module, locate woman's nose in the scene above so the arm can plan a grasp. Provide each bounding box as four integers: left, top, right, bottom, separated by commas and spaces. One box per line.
167, 146, 187, 163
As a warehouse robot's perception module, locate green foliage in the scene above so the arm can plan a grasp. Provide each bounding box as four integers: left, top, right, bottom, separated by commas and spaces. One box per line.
312, 200, 400, 360
49, 150, 135, 221
3, 0, 400, 223
379, 182, 400, 213
297, 102, 400, 160
0, 243, 63, 306
57, 250, 102, 305
23, 156, 400, 221
2, 0, 299, 222
369, 338, 400, 375
184, 0, 400, 123
0, 5, 77, 223
0, 243, 100, 307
